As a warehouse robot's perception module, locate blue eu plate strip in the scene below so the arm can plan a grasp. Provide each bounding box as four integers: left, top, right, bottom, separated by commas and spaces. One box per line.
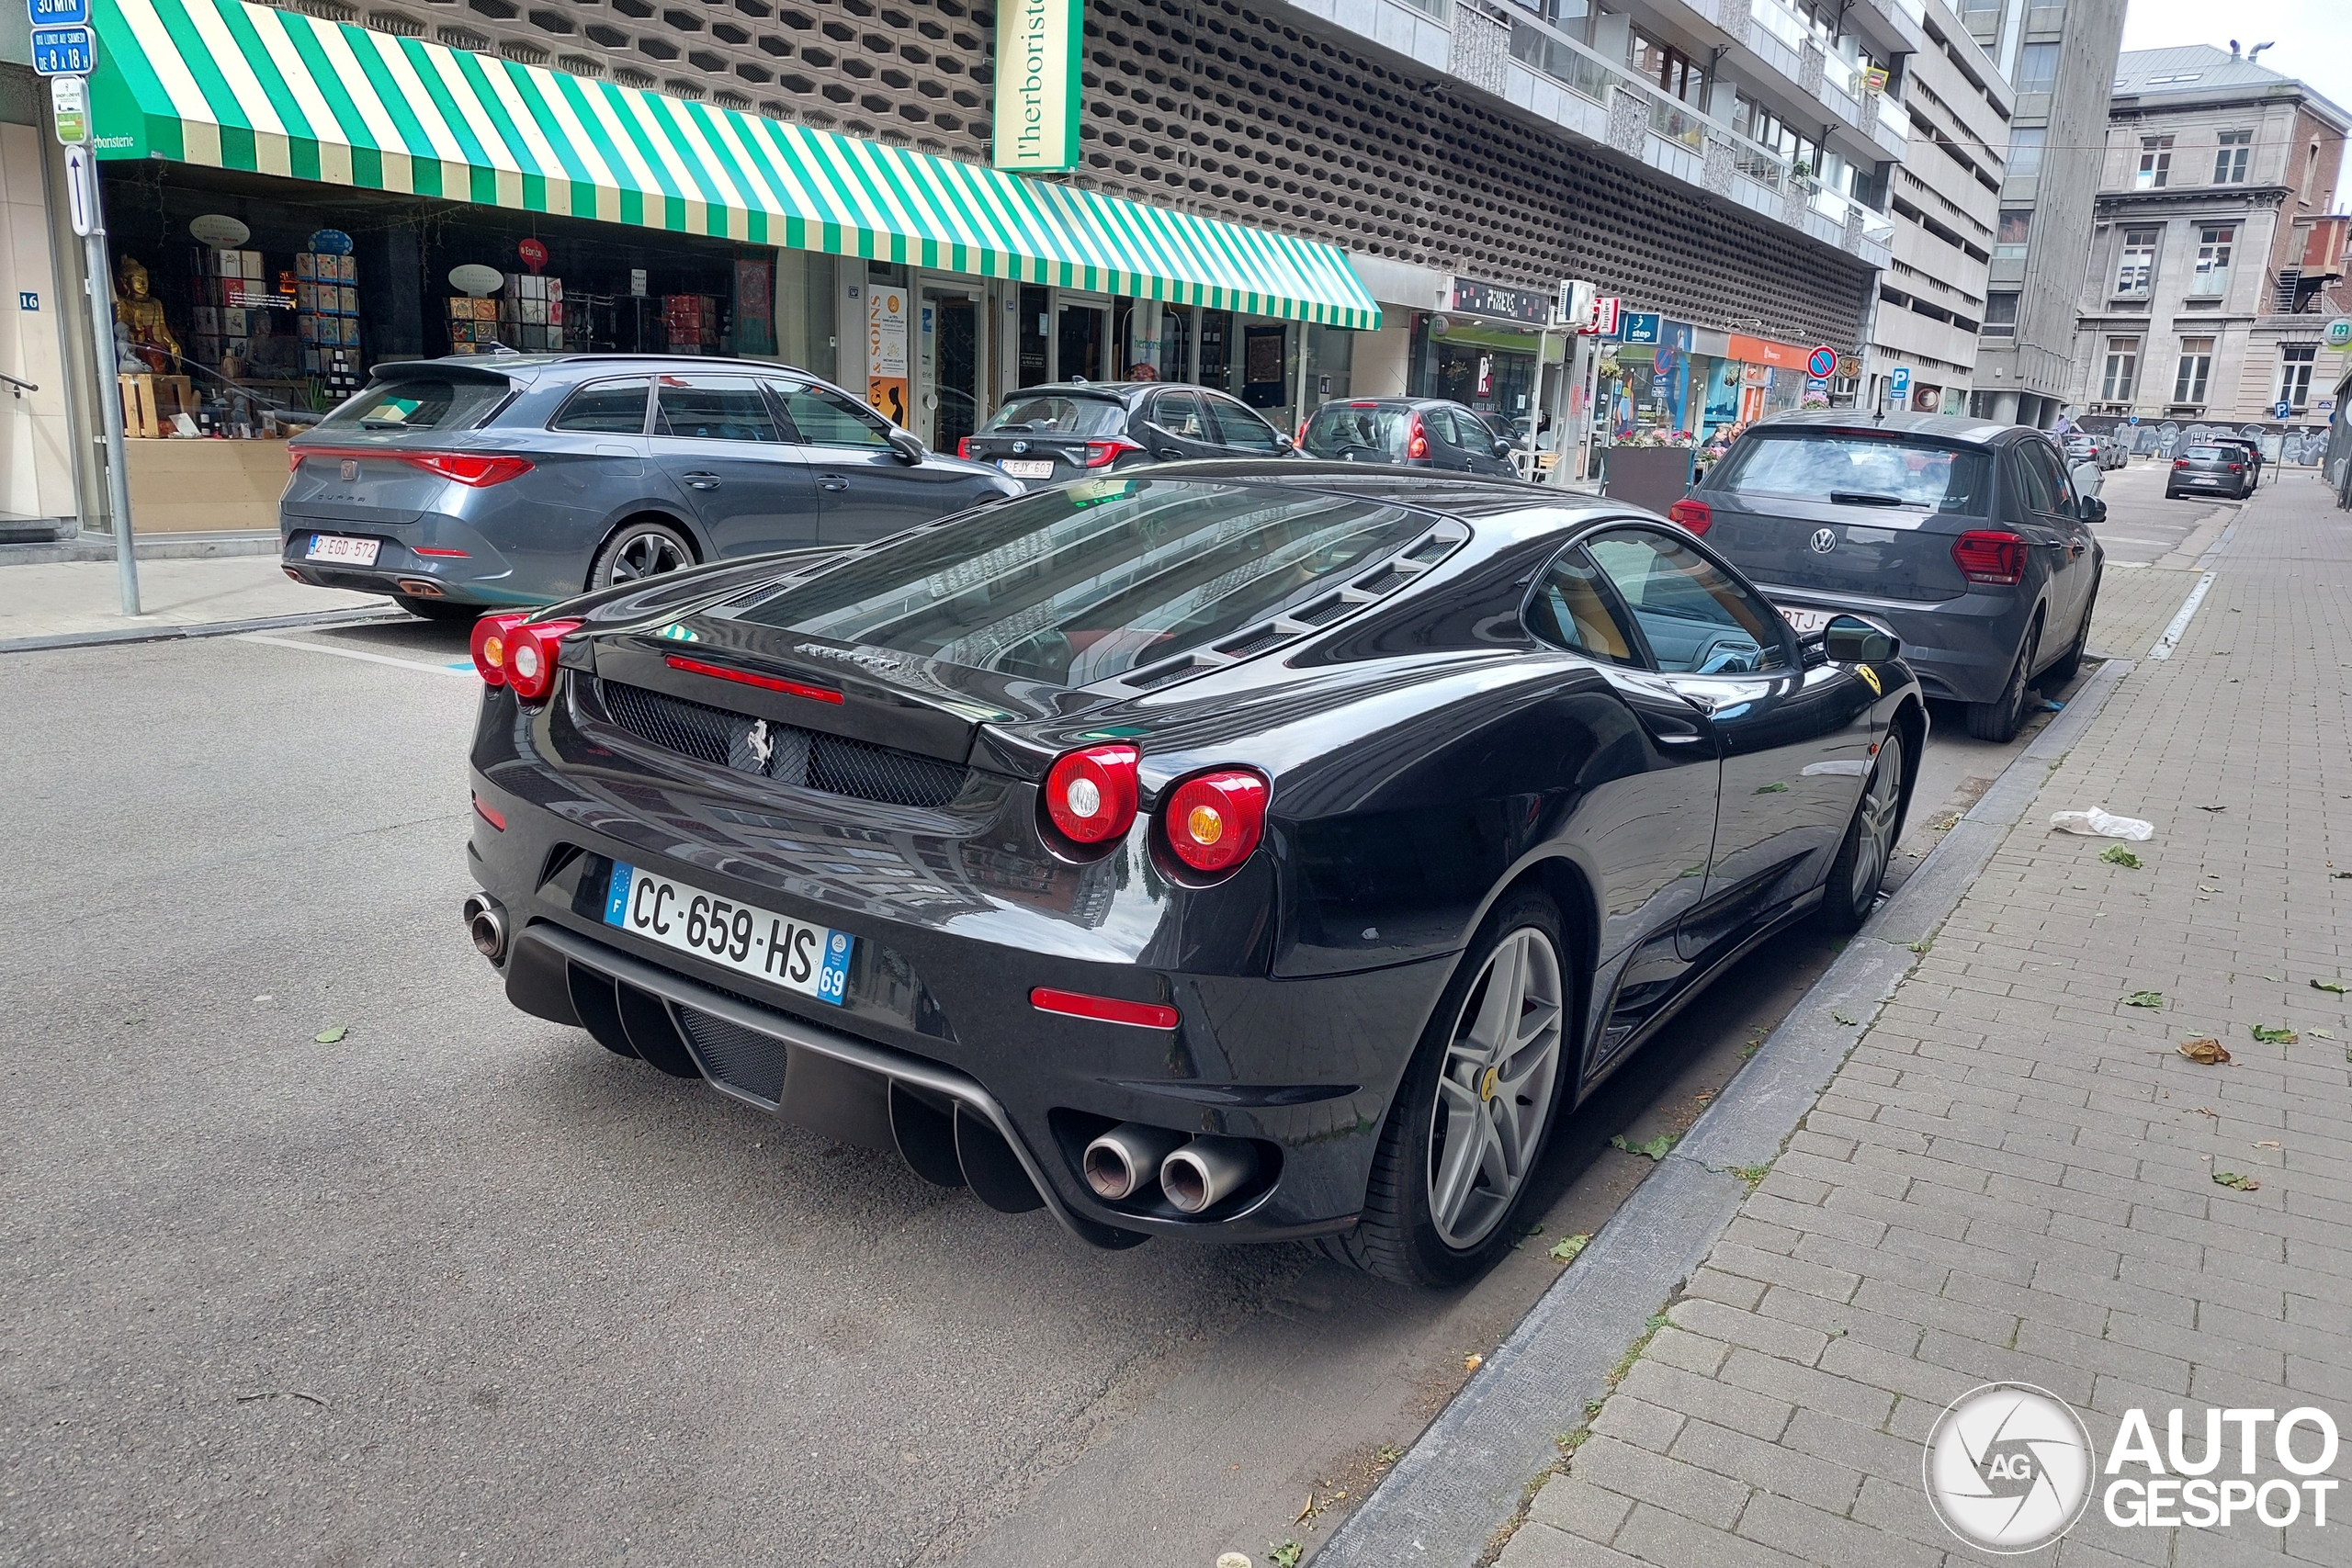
817, 929, 853, 1003
604, 862, 633, 926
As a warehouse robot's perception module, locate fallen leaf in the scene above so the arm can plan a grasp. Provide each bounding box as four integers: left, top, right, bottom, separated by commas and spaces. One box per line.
1550, 1233, 1591, 1264
1611, 1133, 1679, 1160
1753, 781, 1791, 794
2335, 872, 2352, 881
2313, 1030, 2335, 1041
2254, 1141, 2281, 1149
2101, 846, 2143, 869
2199, 886, 2222, 894
2178, 1038, 2232, 1065
2250, 1024, 2298, 1044
2196, 805, 2226, 812
314, 1026, 348, 1044
2124, 990, 2165, 1009
1831, 1010, 1860, 1026
1464, 1354, 1484, 1373
1216, 1555, 1252, 1568
2213, 1171, 2261, 1191
2191, 1106, 2219, 1117
2312, 980, 2349, 995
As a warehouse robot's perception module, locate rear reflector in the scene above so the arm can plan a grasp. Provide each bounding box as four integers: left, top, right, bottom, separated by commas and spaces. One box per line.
1029, 987, 1180, 1030
663, 654, 842, 705
412, 546, 470, 558
471, 793, 506, 831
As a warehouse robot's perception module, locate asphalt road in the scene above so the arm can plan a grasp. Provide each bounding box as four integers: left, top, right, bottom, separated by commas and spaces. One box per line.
0, 463, 2222, 1567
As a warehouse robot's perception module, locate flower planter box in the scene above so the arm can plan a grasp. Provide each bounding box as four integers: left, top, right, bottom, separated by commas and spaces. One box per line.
1600, 446, 1695, 515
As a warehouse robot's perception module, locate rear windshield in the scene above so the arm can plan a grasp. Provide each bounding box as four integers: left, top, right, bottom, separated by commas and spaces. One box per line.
2185, 446, 2230, 459
316, 375, 509, 434
986, 395, 1128, 437
724, 478, 1430, 685
1303, 403, 1409, 460
1713, 431, 1991, 515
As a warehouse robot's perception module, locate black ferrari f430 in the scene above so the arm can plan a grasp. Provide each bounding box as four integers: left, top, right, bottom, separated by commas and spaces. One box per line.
462, 463, 1922, 1285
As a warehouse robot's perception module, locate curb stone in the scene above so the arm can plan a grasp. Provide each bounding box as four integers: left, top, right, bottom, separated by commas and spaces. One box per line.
0, 604, 410, 655
1310, 651, 2143, 1568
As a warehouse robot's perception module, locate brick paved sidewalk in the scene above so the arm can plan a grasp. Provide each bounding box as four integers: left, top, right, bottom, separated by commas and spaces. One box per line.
1501, 475, 2351, 1568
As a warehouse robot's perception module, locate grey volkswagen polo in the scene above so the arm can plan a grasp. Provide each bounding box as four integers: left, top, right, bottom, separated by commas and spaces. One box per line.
1674, 411, 2104, 742
280, 354, 1020, 620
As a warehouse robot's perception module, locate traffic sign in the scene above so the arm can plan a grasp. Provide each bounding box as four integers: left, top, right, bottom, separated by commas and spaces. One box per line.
1806, 345, 1838, 379
1621, 311, 1661, 344
28, 0, 92, 21
51, 74, 86, 146
1833, 351, 1858, 378
1889, 367, 1912, 400
62, 144, 94, 236
30, 24, 96, 75
2275, 400, 2294, 421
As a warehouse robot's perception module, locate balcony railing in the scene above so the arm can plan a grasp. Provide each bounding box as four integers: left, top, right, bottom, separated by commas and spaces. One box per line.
1748, 0, 1808, 54
1507, 19, 1623, 107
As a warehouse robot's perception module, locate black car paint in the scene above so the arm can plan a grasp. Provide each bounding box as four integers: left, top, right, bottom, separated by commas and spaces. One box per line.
465, 465, 1921, 1247
960, 382, 1293, 486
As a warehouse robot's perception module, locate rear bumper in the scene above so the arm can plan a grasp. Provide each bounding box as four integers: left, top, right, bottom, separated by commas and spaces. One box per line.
1758, 581, 2034, 705
280, 513, 545, 606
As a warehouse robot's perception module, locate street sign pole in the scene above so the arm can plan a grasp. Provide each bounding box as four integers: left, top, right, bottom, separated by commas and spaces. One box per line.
74, 150, 140, 615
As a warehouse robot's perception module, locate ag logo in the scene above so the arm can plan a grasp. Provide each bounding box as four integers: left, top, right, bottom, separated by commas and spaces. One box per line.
1809, 528, 1838, 553
1925, 1382, 2096, 1553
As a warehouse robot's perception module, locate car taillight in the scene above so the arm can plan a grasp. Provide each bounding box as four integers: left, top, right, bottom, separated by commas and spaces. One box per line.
1406, 412, 1429, 461
1083, 437, 1144, 469
503, 618, 581, 702
1951, 530, 2027, 586
469, 611, 531, 686
1163, 768, 1269, 875
1043, 744, 1140, 846
2173, 458, 2189, 468
1667, 498, 1713, 535
2227, 462, 2243, 472
956, 436, 972, 459
405, 453, 535, 486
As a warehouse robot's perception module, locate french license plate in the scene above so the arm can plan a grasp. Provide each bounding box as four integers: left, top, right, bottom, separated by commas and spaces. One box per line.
999, 459, 1056, 479
305, 534, 380, 566
1779, 606, 1835, 636
602, 862, 852, 1005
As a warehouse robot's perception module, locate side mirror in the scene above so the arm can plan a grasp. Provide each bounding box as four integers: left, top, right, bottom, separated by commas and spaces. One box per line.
1820, 613, 1900, 664
1274, 432, 1295, 452
1493, 437, 1512, 457
2080, 494, 2108, 524
887, 427, 925, 463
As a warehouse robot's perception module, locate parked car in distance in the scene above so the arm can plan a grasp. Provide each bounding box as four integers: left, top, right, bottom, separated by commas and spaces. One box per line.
1676, 410, 2104, 742
461, 462, 1922, 1286
959, 382, 1294, 487
2063, 431, 2126, 470
2166, 443, 2255, 500
2203, 435, 2264, 491
280, 354, 1020, 620
1299, 398, 1521, 476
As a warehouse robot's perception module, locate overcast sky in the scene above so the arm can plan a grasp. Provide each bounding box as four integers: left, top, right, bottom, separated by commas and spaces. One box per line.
2119, 0, 2349, 207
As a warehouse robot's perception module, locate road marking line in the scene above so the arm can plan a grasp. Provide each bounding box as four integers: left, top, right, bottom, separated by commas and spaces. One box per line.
2148, 572, 2215, 662
239, 632, 476, 678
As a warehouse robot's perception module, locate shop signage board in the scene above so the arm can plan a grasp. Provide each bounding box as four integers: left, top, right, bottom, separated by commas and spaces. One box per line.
1833, 351, 1857, 378
1450, 277, 1551, 328
1806, 345, 1838, 379
1621, 312, 1661, 344
50, 73, 86, 145
991, 0, 1080, 171
2327, 319, 2352, 348
867, 287, 910, 426
30, 24, 96, 74
1593, 298, 1623, 336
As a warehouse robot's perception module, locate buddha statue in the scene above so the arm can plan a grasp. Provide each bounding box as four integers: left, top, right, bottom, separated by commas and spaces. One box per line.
113, 256, 180, 374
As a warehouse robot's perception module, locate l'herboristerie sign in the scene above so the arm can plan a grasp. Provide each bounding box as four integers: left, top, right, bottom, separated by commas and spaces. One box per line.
992, 0, 1080, 171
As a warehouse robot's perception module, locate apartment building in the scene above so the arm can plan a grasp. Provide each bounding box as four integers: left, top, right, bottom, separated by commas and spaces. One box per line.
2069, 45, 2350, 434
1867, 0, 2011, 414
1958, 0, 2127, 426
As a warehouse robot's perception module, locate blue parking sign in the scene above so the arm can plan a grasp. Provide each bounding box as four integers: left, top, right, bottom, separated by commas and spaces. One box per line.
2275, 400, 2293, 421
28, 0, 92, 21
30, 25, 96, 74
1890, 367, 1912, 400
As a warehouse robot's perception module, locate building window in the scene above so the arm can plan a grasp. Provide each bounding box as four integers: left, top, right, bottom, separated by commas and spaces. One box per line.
1995, 209, 2032, 260
1629, 29, 1706, 103
2007, 126, 2045, 178
2280, 344, 2317, 410
2306, 140, 2324, 201
2115, 228, 2160, 297
2100, 337, 2140, 401
1982, 292, 2018, 337
2190, 225, 2234, 297
2173, 337, 2214, 404
2135, 135, 2174, 189
2212, 130, 2252, 184
2015, 43, 2057, 94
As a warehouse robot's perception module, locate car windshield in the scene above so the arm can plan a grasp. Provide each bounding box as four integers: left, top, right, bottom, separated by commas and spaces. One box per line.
316, 375, 509, 433
986, 395, 1128, 436
1302, 404, 1410, 460
2186, 446, 2230, 459
723, 478, 1430, 685
1713, 431, 1991, 514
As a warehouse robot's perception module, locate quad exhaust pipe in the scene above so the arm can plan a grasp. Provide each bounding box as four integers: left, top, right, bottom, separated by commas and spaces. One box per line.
1082, 1122, 1188, 1201
1159, 1136, 1258, 1214
463, 892, 507, 962
1082, 1125, 1261, 1213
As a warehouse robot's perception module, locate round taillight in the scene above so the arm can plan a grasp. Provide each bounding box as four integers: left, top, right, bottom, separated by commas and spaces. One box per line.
1044, 744, 1140, 846
469, 611, 531, 687
1163, 769, 1269, 874
502, 619, 581, 702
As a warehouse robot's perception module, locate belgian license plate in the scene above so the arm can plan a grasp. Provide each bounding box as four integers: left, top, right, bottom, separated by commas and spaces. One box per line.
1779, 606, 1834, 636
1000, 459, 1055, 479
305, 534, 379, 565
602, 861, 852, 1005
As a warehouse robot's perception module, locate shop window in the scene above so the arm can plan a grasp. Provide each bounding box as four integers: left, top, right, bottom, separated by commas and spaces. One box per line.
656, 378, 784, 443
2213, 130, 2251, 184
551, 379, 651, 435
773, 382, 892, 447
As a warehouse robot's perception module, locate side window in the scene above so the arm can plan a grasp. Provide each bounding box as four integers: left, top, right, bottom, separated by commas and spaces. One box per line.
2030, 440, 2077, 513
1585, 527, 1789, 675
1423, 406, 1461, 446
1152, 389, 1207, 439
549, 378, 650, 434
1525, 548, 1639, 665
1206, 395, 1282, 452
2009, 443, 2062, 514
653, 376, 782, 442
772, 381, 892, 448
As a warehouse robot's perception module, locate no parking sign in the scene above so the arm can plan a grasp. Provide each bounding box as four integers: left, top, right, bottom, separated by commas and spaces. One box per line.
1807, 345, 1838, 379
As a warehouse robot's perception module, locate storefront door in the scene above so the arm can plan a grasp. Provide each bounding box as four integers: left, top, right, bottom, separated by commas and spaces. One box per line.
1057, 299, 1108, 383
919, 284, 981, 452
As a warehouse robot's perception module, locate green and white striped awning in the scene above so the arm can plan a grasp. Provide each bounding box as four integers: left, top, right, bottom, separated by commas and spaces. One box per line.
88, 0, 1380, 329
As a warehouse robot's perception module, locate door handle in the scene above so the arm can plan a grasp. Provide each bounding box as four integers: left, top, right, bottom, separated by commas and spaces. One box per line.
1155, 448, 1183, 460
818, 474, 849, 492
681, 471, 720, 491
